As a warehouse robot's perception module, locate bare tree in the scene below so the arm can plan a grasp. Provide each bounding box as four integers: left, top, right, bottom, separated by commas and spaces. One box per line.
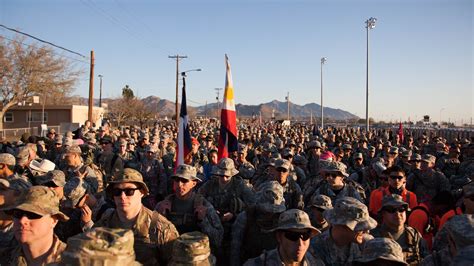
0, 36, 81, 129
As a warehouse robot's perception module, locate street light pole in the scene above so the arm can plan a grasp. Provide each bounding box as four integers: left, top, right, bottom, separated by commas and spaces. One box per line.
365, 17, 377, 133
98, 74, 103, 107
169, 55, 187, 125
215, 88, 223, 118
321, 57, 327, 129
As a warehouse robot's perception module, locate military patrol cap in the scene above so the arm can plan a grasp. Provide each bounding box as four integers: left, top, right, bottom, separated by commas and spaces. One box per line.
282, 148, 294, 157
62, 227, 139, 265
107, 168, 149, 195
145, 145, 158, 154
401, 150, 412, 158
2, 185, 69, 221
36, 170, 66, 187
321, 161, 349, 177
66, 145, 82, 154
270, 209, 320, 237
342, 144, 353, 150
309, 194, 333, 210
55, 135, 63, 144
100, 135, 113, 144
389, 147, 399, 154
237, 144, 247, 154
287, 139, 297, 147
212, 158, 239, 177
463, 182, 474, 197
262, 142, 276, 152
308, 140, 322, 149
409, 153, 422, 162
256, 181, 286, 213
275, 159, 291, 171
368, 146, 376, 152
353, 153, 363, 159
0, 153, 15, 166
293, 154, 308, 166
0, 178, 31, 193
170, 231, 216, 266
444, 214, 474, 249
324, 196, 377, 231
173, 164, 201, 182
63, 177, 89, 209
380, 194, 409, 212
355, 238, 407, 265
421, 154, 436, 164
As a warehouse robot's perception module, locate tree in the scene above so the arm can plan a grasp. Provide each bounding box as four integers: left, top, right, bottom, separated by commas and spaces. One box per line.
130, 98, 154, 128
122, 85, 134, 100
0, 36, 80, 129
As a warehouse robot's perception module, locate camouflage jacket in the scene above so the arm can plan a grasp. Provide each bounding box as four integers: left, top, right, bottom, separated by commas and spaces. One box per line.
310, 228, 365, 266
94, 205, 179, 265
313, 181, 365, 204
65, 163, 100, 194
0, 222, 14, 251
243, 247, 326, 266
0, 235, 66, 266
420, 247, 452, 266
406, 169, 451, 203
281, 178, 304, 210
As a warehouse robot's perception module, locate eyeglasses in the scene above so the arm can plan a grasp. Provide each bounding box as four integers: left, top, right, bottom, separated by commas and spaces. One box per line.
283, 230, 312, 241
173, 177, 190, 184
11, 210, 44, 220
389, 175, 405, 180
325, 173, 339, 179
112, 188, 140, 197
383, 206, 407, 214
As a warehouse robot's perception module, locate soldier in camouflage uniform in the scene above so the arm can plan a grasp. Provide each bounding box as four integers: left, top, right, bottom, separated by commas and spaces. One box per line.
271, 158, 304, 210
169, 231, 217, 266
406, 154, 450, 203
117, 139, 139, 169
94, 168, 179, 265
312, 161, 366, 203
96, 136, 124, 182
310, 197, 377, 265
0, 178, 31, 251
198, 158, 256, 265
244, 209, 325, 266
231, 181, 287, 266
353, 237, 408, 265
420, 214, 474, 266
155, 164, 223, 250
307, 194, 332, 232
0, 186, 69, 265
61, 227, 140, 265
0, 153, 23, 181
235, 144, 256, 187
371, 194, 428, 265
437, 145, 461, 179
36, 170, 66, 200
185, 137, 209, 169
63, 145, 100, 194
458, 143, 474, 177
139, 145, 165, 208
307, 140, 323, 178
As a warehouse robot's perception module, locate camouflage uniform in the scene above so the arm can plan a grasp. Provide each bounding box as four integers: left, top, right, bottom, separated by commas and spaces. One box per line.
3, 235, 66, 266
420, 248, 452, 266
169, 231, 216, 266
231, 181, 287, 266
310, 197, 377, 266
94, 168, 179, 265
307, 194, 332, 232
139, 146, 165, 207
406, 168, 450, 203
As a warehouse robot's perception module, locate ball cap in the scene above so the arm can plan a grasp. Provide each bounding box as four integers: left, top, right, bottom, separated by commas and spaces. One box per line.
2, 186, 69, 221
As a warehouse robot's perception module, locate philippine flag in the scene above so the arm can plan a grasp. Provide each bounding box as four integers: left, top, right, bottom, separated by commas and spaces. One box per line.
218, 55, 238, 159
176, 76, 192, 167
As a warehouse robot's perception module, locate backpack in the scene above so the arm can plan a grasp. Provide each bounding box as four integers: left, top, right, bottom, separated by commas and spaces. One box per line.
410, 205, 436, 235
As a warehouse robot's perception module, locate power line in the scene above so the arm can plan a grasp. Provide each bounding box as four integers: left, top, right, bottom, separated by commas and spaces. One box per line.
0, 24, 88, 58
0, 34, 89, 64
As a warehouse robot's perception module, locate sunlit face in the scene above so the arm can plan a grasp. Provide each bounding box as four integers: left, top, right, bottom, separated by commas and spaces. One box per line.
388, 171, 406, 190
276, 229, 311, 263
112, 183, 143, 213
209, 152, 218, 165
382, 206, 406, 230
192, 142, 200, 153
218, 175, 232, 186
173, 178, 197, 199
325, 172, 344, 188
275, 167, 289, 185
65, 152, 79, 166
13, 213, 57, 244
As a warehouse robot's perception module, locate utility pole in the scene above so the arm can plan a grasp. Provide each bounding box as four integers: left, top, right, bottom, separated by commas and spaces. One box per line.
215, 88, 223, 118
285, 92, 290, 121
98, 74, 103, 107
169, 55, 187, 125
205, 101, 208, 119
88, 50, 95, 122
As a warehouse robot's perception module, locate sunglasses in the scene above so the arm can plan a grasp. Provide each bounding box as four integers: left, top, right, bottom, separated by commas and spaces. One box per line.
389, 175, 404, 180
112, 188, 140, 197
277, 168, 288, 173
383, 206, 407, 214
11, 210, 44, 220
325, 173, 339, 179
283, 230, 312, 241
173, 177, 190, 183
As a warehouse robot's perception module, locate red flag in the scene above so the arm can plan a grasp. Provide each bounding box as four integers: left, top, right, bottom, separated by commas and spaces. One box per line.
398, 122, 404, 143
218, 55, 238, 159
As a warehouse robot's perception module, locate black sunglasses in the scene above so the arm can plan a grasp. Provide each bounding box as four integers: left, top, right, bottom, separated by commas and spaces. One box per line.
277, 168, 288, 173
389, 175, 405, 180
112, 188, 140, 197
383, 206, 407, 214
173, 177, 190, 183
325, 173, 339, 178
283, 230, 312, 241
11, 209, 43, 220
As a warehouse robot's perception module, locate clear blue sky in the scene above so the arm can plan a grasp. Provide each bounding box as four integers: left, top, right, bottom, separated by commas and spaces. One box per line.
1, 0, 472, 124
